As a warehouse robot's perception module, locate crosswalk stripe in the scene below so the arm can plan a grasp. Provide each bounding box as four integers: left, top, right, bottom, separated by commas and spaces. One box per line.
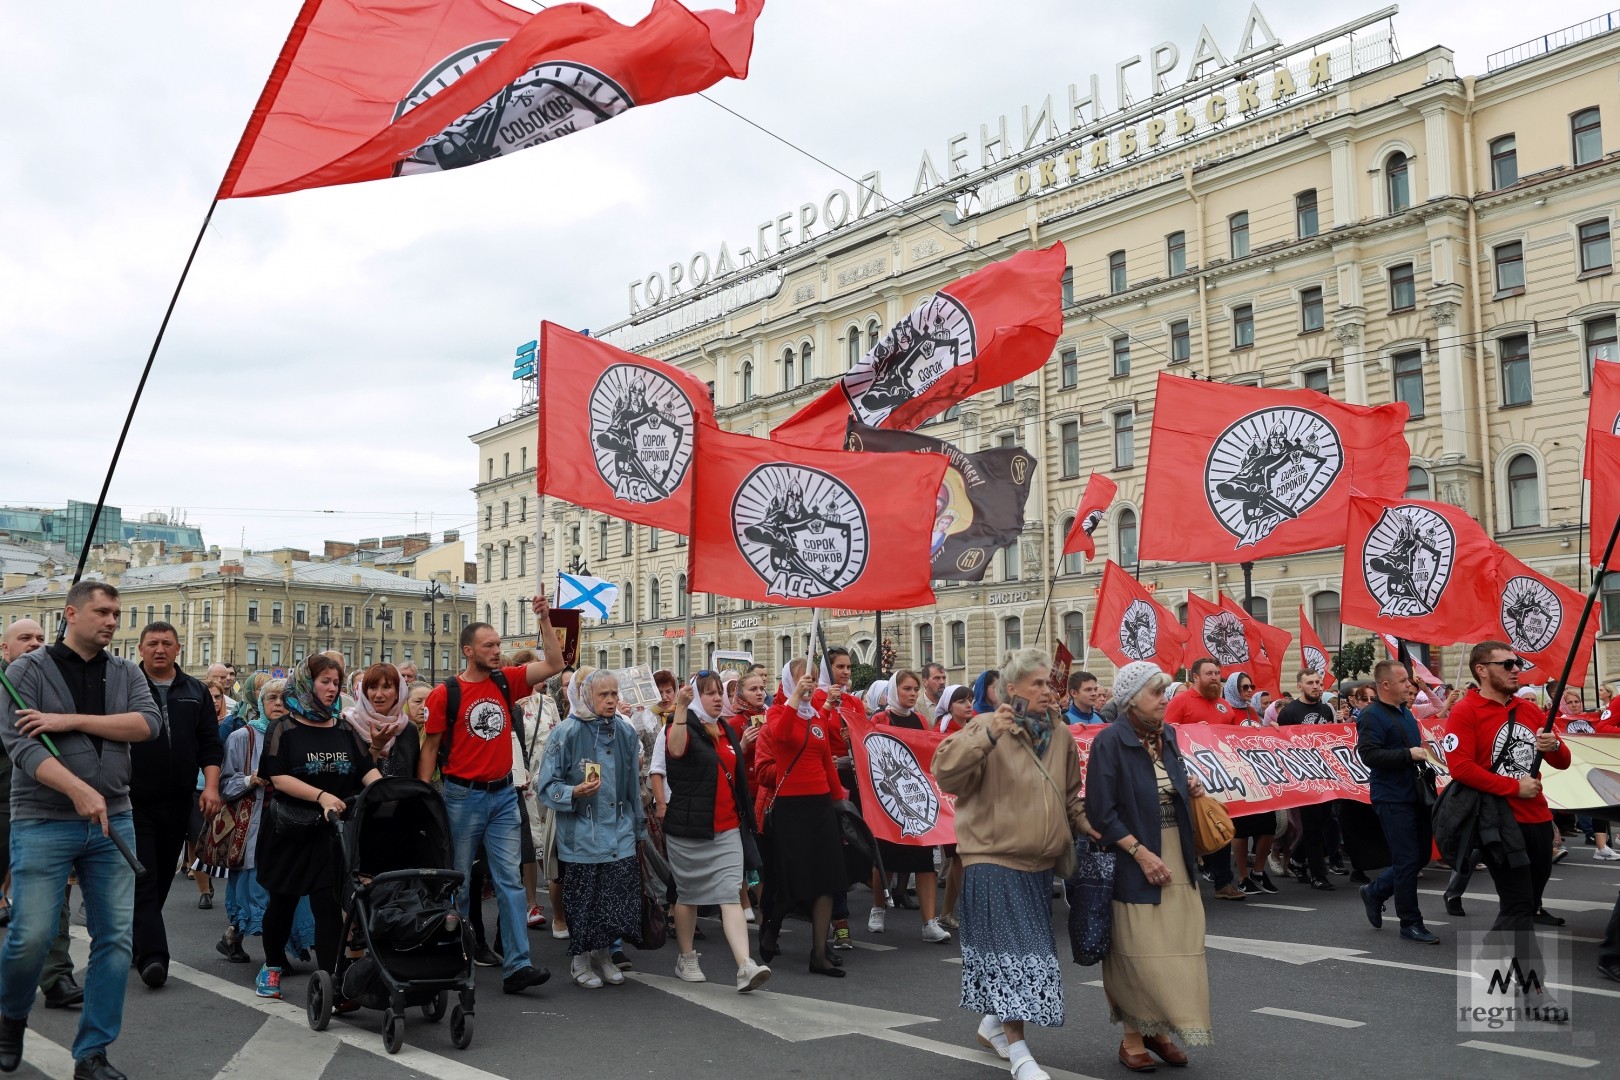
213, 1017, 339, 1079
19, 1027, 76, 1078
1253, 1006, 1364, 1028
1458, 1040, 1599, 1068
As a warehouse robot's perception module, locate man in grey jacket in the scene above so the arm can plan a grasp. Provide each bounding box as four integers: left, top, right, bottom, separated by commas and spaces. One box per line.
0, 581, 160, 1080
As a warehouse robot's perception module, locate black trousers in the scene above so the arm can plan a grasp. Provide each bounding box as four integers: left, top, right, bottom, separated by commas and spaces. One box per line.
263, 886, 342, 972
1483, 819, 1555, 933
1297, 802, 1332, 879
131, 795, 196, 968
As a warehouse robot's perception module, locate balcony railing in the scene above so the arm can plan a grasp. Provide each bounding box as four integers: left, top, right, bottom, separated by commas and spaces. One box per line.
1487, 10, 1619, 72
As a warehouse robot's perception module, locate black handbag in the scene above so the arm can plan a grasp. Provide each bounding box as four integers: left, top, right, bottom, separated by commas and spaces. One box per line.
268, 794, 324, 839
1064, 838, 1117, 966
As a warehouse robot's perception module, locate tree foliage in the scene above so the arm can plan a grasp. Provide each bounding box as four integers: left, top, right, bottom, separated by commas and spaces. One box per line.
1333, 636, 1378, 682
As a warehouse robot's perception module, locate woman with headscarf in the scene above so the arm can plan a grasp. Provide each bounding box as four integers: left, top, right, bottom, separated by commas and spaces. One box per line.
537, 668, 647, 989
758, 659, 849, 977
862, 679, 891, 716
810, 646, 862, 948
933, 684, 973, 930
934, 649, 1091, 1080
343, 663, 421, 779
1085, 661, 1213, 1070
215, 678, 285, 964
663, 672, 771, 992
1217, 672, 1279, 895
867, 670, 953, 944
253, 656, 383, 1000
1222, 672, 1259, 725
971, 669, 1001, 716
221, 672, 273, 742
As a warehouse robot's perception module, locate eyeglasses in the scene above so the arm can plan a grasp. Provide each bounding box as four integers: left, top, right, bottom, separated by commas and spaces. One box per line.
1481, 659, 1527, 672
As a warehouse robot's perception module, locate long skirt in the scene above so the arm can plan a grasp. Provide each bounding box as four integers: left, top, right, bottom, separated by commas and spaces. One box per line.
667, 830, 745, 908
1102, 826, 1214, 1045
959, 863, 1064, 1027
766, 794, 846, 909
560, 855, 641, 956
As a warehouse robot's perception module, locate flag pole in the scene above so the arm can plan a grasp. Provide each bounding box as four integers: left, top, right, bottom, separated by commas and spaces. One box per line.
1032, 572, 1057, 646
682, 545, 695, 675
1533, 506, 1620, 770
68, 200, 219, 599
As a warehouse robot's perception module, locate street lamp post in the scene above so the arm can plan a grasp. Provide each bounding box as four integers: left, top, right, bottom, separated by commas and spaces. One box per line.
423, 580, 446, 686
316, 610, 333, 651
379, 597, 392, 659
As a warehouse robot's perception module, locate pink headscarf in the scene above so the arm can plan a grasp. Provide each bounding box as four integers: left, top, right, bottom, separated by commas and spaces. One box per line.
344, 666, 408, 755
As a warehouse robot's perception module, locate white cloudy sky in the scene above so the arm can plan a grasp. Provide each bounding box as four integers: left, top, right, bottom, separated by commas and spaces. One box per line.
0, 0, 1601, 556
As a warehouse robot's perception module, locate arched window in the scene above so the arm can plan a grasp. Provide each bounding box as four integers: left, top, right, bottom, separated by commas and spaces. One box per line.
1116, 508, 1139, 569
1059, 515, 1082, 574
1175, 601, 1188, 624
597, 519, 608, 560
867, 319, 882, 351
1311, 590, 1342, 648
500, 601, 509, 636
1386, 152, 1411, 213
623, 519, 633, 553
846, 326, 863, 369
484, 604, 492, 624
677, 574, 688, 617
1507, 453, 1540, 529
649, 577, 662, 620
741, 360, 753, 401
622, 583, 633, 622
916, 624, 934, 664
1063, 612, 1085, 660
783, 346, 796, 391
1003, 616, 1022, 654
1405, 466, 1431, 499
800, 341, 814, 382
649, 645, 661, 671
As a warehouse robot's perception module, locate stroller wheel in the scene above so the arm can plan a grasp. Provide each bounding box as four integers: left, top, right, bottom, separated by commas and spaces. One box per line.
382, 1009, 404, 1055
450, 1004, 474, 1050
421, 991, 448, 1023
307, 971, 334, 1032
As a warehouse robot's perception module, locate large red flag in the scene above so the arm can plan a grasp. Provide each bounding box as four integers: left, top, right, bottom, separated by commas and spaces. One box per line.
535, 321, 717, 534
1495, 551, 1597, 688
768, 246, 1066, 447
1585, 361, 1620, 478
1590, 430, 1620, 569
1296, 605, 1336, 690
846, 713, 955, 846
689, 428, 946, 609
1140, 373, 1410, 562
219, 0, 763, 199
1342, 494, 1502, 643
1062, 473, 1118, 559
1182, 592, 1267, 685
1220, 594, 1291, 698
1090, 561, 1189, 674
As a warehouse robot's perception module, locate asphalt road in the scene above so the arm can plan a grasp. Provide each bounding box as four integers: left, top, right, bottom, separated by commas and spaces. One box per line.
5, 845, 1618, 1080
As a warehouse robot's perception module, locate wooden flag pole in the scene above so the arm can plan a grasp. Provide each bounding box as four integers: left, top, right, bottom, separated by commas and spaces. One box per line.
1532, 506, 1620, 771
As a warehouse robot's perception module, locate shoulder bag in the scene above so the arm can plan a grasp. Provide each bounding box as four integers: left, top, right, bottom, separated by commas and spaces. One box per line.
1064, 839, 1117, 965
197, 728, 257, 870
1190, 793, 1235, 856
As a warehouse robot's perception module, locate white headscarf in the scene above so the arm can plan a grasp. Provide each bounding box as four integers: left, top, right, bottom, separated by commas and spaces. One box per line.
863, 679, 890, 715
688, 676, 721, 724
779, 662, 814, 718
719, 669, 741, 719
934, 683, 964, 724
886, 676, 916, 718
343, 666, 407, 754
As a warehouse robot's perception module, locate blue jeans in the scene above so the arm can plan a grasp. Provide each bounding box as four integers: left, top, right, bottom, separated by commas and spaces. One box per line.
227, 868, 313, 945
442, 784, 531, 977
1370, 800, 1430, 928
1, 814, 136, 1060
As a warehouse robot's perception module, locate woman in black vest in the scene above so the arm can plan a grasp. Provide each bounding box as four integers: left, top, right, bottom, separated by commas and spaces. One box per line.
664, 672, 771, 993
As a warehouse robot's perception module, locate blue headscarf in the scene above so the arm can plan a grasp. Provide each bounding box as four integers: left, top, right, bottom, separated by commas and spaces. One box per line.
251, 678, 287, 735
285, 659, 341, 724
1223, 672, 1252, 712
971, 670, 999, 714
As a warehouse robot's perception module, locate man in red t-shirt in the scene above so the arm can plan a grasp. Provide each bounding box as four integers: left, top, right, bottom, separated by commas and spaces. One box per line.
419, 593, 563, 995
1443, 640, 1570, 935
1165, 658, 1246, 900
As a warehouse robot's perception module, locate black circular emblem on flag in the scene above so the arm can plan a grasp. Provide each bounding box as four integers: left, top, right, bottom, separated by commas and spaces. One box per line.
1303, 645, 1329, 677
1201, 611, 1249, 665
733, 464, 869, 599
588, 365, 696, 504
841, 294, 976, 427
1362, 505, 1456, 618
1206, 407, 1343, 548
1081, 508, 1105, 536
1501, 575, 1561, 654
862, 732, 939, 838
395, 50, 634, 174
1119, 599, 1159, 661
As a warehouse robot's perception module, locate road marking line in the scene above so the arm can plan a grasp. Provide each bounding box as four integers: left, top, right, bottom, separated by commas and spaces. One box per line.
1082, 979, 1105, 988
213, 1016, 339, 1079
1247, 903, 1315, 912
863, 1027, 1110, 1080
942, 956, 963, 964
20, 1027, 76, 1077
1253, 1006, 1364, 1028
1458, 1040, 1599, 1068
1554, 861, 1620, 871
1418, 889, 1614, 913
846, 939, 898, 952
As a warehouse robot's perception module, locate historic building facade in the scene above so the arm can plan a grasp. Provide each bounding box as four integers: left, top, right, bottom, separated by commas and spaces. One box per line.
474, 11, 1620, 694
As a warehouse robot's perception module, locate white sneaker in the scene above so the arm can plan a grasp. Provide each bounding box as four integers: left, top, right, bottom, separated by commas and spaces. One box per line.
570, 954, 602, 989
1266, 850, 1288, 877
921, 918, 952, 943
674, 951, 706, 982
1010, 1055, 1051, 1080
868, 906, 887, 933
744, 908, 757, 923
1595, 846, 1620, 861
593, 949, 624, 985
552, 925, 571, 940
736, 958, 771, 992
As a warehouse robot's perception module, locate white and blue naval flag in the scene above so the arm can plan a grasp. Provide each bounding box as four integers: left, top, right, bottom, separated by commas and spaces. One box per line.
555, 573, 619, 620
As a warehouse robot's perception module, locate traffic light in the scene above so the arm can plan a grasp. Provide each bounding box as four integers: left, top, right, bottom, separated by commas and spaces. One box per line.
513, 339, 537, 380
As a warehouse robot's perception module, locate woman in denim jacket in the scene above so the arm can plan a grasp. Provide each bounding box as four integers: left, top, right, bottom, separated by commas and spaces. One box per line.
538, 669, 647, 989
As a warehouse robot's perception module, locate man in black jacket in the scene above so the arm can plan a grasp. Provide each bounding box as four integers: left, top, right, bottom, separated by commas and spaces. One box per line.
1354, 659, 1438, 944
131, 623, 223, 988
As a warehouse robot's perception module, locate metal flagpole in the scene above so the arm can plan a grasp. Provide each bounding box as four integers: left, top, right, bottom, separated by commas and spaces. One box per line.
683, 545, 695, 674
1533, 505, 1620, 770
69, 200, 219, 597
1032, 573, 1057, 646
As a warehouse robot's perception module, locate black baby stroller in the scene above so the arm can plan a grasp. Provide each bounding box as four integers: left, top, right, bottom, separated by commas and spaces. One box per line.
306, 777, 476, 1054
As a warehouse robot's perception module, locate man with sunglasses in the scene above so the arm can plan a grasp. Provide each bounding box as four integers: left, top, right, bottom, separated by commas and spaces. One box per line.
1442, 642, 1570, 934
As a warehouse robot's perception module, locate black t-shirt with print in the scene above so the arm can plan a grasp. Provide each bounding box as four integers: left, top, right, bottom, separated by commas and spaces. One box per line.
258, 718, 368, 802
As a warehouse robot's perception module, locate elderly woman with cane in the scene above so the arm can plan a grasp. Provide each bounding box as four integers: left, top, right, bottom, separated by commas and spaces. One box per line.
1086, 660, 1213, 1071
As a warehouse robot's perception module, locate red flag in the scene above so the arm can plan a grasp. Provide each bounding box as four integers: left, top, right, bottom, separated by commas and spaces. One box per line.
535, 321, 717, 534
1218, 594, 1290, 698
1343, 494, 1503, 643
1591, 430, 1620, 569
219, 0, 763, 199
846, 713, 955, 845
769, 246, 1066, 447
1296, 605, 1336, 690
1062, 473, 1118, 559
1182, 591, 1276, 692
1585, 361, 1620, 478
1140, 373, 1410, 562
1050, 644, 1075, 696
688, 428, 946, 609
1090, 561, 1189, 675
1378, 634, 1443, 688
1495, 551, 1597, 688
